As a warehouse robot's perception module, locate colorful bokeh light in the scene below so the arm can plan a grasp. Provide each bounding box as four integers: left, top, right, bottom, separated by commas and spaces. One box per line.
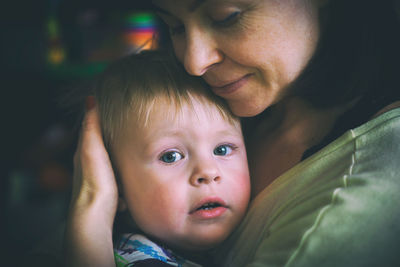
124, 12, 158, 51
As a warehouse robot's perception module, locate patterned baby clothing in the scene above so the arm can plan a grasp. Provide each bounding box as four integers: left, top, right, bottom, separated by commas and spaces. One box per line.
114, 233, 203, 267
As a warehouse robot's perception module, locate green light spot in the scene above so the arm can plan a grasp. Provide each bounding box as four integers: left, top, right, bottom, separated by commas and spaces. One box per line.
125, 12, 156, 26
47, 17, 59, 38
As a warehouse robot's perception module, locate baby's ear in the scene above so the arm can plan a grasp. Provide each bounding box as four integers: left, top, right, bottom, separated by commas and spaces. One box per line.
118, 197, 128, 212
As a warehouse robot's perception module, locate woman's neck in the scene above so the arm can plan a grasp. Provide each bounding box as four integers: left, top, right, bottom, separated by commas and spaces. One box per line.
273, 97, 348, 146
245, 96, 351, 198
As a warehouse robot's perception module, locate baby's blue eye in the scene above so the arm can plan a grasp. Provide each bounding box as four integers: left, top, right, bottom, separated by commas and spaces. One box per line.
214, 145, 233, 156
160, 151, 183, 163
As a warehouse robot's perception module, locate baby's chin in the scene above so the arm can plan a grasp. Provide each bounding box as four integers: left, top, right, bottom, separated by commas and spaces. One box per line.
165, 230, 231, 253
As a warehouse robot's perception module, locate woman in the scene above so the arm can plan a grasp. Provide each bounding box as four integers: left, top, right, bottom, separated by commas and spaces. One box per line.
66, 0, 400, 266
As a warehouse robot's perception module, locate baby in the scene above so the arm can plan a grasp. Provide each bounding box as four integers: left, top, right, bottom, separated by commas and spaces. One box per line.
93, 50, 250, 266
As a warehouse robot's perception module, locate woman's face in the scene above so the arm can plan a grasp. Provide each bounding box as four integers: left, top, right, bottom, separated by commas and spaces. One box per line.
153, 0, 321, 116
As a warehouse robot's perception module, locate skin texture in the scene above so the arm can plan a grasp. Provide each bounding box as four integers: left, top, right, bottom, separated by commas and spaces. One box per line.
153, 0, 320, 117
113, 95, 250, 251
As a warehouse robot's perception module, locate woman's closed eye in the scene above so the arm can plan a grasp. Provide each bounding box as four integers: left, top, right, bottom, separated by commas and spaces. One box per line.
160, 150, 184, 164
214, 144, 237, 156
213, 11, 241, 27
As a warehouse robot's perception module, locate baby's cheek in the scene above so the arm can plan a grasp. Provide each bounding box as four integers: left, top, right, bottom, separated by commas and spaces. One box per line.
231, 171, 251, 210
148, 186, 187, 228
237, 167, 251, 192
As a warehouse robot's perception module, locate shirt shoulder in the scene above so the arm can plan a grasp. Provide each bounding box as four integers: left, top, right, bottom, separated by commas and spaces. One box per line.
216, 107, 400, 267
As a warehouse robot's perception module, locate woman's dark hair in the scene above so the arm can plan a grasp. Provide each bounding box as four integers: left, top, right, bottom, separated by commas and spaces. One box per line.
293, 0, 400, 110
297, 0, 400, 158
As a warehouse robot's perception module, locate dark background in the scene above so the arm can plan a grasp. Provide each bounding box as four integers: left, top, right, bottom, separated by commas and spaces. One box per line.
1, 0, 158, 264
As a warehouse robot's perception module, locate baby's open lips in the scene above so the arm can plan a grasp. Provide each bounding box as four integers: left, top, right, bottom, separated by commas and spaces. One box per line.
196, 203, 222, 210
189, 197, 227, 214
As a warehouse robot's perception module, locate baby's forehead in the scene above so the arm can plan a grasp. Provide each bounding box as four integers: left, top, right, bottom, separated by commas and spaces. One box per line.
110, 92, 243, 154
134, 93, 239, 128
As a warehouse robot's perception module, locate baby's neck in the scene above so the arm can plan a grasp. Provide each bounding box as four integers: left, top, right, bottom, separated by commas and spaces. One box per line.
146, 234, 216, 266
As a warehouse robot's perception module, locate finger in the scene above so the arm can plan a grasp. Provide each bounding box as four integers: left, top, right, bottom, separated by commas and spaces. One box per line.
73, 94, 94, 173
79, 105, 116, 193
80, 106, 105, 158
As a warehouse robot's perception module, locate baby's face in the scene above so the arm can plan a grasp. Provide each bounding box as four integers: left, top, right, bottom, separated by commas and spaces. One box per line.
112, 95, 250, 251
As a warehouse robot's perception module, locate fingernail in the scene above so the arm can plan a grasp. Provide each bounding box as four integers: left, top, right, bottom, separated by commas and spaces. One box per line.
85, 95, 96, 110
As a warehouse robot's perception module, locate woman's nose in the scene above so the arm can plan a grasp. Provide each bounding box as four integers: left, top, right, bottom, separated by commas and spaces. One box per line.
189, 161, 221, 186
183, 27, 223, 76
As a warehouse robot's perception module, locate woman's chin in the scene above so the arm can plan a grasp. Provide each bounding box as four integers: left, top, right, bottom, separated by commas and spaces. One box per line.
228, 101, 269, 117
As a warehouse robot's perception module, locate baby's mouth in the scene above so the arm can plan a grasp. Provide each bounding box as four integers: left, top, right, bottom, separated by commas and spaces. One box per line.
189, 197, 227, 214
196, 202, 223, 211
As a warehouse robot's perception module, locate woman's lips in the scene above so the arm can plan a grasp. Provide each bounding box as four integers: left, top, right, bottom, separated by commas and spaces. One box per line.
210, 74, 253, 96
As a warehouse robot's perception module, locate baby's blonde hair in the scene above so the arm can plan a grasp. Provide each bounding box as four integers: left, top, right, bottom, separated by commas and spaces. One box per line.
93, 50, 237, 149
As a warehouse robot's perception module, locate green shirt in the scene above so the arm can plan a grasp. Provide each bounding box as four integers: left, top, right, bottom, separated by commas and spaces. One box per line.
216, 108, 400, 266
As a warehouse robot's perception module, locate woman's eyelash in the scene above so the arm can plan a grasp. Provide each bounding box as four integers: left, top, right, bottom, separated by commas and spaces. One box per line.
214, 11, 241, 26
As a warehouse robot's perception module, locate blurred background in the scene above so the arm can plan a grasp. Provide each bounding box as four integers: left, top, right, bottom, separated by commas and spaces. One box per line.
1, 0, 161, 264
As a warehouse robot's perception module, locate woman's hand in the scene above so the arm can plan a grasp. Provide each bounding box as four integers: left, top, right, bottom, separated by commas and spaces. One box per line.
64, 100, 118, 267
71, 98, 118, 220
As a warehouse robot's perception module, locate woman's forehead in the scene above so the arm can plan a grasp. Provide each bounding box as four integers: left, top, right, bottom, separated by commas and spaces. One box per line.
152, 0, 193, 13
152, 0, 315, 16
152, 0, 227, 14
152, 0, 204, 9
